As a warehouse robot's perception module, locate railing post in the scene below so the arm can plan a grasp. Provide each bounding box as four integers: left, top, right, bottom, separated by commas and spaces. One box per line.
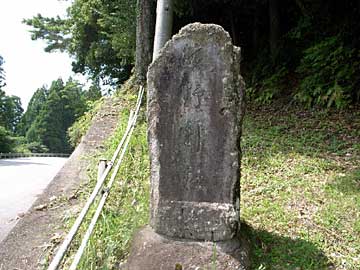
97, 158, 108, 181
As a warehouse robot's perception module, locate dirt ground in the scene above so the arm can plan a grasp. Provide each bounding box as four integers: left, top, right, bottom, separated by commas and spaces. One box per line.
0, 98, 122, 270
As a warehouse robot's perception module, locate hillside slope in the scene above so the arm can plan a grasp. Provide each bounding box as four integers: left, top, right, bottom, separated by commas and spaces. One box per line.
0, 97, 122, 270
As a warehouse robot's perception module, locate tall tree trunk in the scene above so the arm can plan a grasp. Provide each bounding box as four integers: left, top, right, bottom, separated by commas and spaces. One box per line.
135, 0, 156, 84
152, 0, 174, 60
229, 8, 238, 46
269, 0, 280, 62
295, 0, 311, 18
253, 2, 261, 55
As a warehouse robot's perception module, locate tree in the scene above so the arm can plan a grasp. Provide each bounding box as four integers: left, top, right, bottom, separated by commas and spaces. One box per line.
23, 0, 360, 107
0, 125, 14, 153
24, 0, 137, 85
85, 82, 102, 102
23, 78, 88, 153
17, 87, 48, 136
0, 55, 24, 133
269, 0, 280, 61
153, 0, 174, 59
135, 0, 156, 83
35, 84, 65, 152
0, 94, 23, 132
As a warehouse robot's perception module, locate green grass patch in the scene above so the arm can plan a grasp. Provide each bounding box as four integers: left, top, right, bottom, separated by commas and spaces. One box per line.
68, 98, 104, 148
242, 104, 360, 269
75, 93, 149, 269
45, 91, 149, 270
56, 92, 359, 270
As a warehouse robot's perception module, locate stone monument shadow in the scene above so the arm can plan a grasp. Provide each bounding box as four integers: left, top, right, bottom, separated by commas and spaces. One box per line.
241, 222, 332, 269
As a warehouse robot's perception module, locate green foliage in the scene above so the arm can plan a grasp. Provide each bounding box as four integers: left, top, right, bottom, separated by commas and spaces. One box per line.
0, 125, 14, 152
247, 31, 360, 109
20, 77, 103, 153
23, 0, 360, 108
0, 57, 24, 135
24, 0, 136, 84
22, 78, 89, 153
173, 0, 193, 17
1, 123, 48, 154
25, 141, 49, 153
17, 87, 48, 136
53, 94, 360, 269
0, 129, 30, 154
247, 67, 288, 104
24, 14, 70, 52
241, 1, 360, 109
78, 106, 149, 269
0, 92, 24, 132
35, 83, 68, 152
55, 92, 149, 269
296, 36, 359, 108
85, 83, 102, 102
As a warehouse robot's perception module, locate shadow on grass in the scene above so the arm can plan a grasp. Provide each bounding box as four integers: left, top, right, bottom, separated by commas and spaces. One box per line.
242, 106, 360, 160
240, 222, 333, 270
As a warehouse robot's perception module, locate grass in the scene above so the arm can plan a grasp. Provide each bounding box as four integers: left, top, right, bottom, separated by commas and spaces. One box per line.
68, 98, 104, 148
241, 103, 360, 269
56, 88, 359, 269
66, 92, 149, 270
38, 90, 149, 269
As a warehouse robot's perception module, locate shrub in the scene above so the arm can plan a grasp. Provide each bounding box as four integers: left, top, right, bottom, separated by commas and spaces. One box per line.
247, 67, 288, 104
0, 125, 14, 153
25, 141, 49, 153
295, 35, 359, 108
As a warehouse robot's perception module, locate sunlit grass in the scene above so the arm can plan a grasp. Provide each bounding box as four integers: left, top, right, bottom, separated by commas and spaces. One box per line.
56, 93, 359, 270
241, 104, 360, 270
75, 93, 149, 269
42, 91, 149, 270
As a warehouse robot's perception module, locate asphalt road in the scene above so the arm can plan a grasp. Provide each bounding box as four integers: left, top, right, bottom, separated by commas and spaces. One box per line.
0, 157, 67, 243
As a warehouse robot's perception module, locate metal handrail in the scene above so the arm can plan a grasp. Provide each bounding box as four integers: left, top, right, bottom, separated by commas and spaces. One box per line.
47, 86, 144, 270
69, 86, 144, 270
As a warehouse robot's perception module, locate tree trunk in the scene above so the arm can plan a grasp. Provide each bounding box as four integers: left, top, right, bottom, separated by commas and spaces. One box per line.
295, 0, 311, 17
253, 2, 260, 55
229, 8, 238, 46
269, 0, 280, 62
152, 0, 174, 60
135, 0, 156, 84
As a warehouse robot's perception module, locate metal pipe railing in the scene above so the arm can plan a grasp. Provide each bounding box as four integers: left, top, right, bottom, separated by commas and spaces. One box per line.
47, 86, 144, 270
69, 87, 144, 269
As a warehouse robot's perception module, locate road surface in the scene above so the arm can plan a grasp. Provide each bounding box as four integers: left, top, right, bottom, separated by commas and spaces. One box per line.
0, 157, 67, 243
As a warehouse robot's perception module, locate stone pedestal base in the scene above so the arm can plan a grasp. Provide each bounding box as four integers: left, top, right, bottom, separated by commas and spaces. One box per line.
123, 226, 250, 270
152, 201, 238, 241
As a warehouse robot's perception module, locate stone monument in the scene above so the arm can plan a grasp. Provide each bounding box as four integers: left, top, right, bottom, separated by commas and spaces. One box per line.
125, 23, 248, 269
148, 23, 244, 241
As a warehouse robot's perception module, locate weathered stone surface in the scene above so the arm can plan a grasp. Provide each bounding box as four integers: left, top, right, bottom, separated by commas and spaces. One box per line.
147, 23, 245, 241
124, 226, 250, 270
